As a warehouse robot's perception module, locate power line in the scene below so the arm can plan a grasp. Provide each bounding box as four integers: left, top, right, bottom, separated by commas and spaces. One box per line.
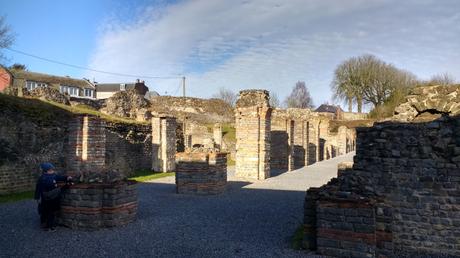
5, 47, 182, 79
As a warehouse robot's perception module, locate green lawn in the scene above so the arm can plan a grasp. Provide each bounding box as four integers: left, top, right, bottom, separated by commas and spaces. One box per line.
0, 191, 34, 204
129, 170, 175, 182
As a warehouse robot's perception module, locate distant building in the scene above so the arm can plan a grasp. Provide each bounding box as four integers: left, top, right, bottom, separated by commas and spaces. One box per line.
315, 104, 344, 119
0, 66, 96, 98
95, 79, 149, 99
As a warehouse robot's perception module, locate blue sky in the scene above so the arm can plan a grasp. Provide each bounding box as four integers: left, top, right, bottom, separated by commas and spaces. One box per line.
2, 0, 460, 110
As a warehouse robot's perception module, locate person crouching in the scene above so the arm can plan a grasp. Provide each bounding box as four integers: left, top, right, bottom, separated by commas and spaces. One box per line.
34, 163, 72, 231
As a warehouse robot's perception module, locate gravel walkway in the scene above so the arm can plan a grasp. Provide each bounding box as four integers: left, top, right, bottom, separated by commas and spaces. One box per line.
0, 153, 354, 258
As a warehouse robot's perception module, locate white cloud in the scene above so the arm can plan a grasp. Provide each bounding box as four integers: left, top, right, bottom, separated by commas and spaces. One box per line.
86, 0, 460, 108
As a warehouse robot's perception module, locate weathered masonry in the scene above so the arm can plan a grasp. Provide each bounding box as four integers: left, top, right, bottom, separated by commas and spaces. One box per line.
0, 100, 153, 194
234, 90, 358, 180
304, 85, 460, 257
175, 152, 227, 195
60, 115, 138, 229
152, 115, 177, 172
235, 90, 272, 180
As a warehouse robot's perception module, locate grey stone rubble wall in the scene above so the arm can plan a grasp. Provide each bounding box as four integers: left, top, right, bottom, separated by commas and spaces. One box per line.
235, 90, 272, 180
0, 111, 151, 193
175, 152, 227, 195
0, 106, 68, 194
105, 122, 152, 177
304, 115, 460, 257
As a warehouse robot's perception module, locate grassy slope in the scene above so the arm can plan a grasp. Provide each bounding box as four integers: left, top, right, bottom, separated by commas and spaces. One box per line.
0, 191, 34, 204
0, 93, 148, 125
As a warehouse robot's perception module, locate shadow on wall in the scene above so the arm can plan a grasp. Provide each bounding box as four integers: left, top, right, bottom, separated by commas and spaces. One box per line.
293, 145, 305, 168
270, 130, 289, 170
308, 143, 317, 165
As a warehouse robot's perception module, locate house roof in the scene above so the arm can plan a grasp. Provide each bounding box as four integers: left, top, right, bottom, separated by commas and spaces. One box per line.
9, 69, 95, 89
315, 104, 344, 113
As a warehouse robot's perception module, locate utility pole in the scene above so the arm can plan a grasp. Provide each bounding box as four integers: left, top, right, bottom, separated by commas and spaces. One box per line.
182, 76, 186, 97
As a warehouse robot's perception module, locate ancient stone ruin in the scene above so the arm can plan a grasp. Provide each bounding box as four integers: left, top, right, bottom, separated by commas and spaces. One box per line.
151, 115, 177, 172
303, 85, 460, 257
175, 151, 227, 195
235, 90, 272, 180
59, 115, 138, 229
234, 90, 357, 180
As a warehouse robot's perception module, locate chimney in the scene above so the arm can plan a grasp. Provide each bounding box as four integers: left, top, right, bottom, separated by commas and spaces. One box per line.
136, 79, 140, 83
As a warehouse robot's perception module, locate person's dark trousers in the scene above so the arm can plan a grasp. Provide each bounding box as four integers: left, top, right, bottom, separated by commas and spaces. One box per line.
42, 198, 60, 229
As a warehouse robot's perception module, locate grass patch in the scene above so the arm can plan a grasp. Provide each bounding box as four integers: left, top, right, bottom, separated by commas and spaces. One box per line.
291, 224, 305, 250
129, 169, 175, 182
222, 123, 235, 141
0, 191, 34, 204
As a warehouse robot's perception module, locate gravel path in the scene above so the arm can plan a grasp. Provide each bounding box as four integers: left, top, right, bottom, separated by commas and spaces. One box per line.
0, 153, 354, 258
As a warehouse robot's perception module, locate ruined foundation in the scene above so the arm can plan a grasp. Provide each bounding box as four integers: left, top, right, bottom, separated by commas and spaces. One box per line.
304, 115, 460, 257
235, 90, 272, 180
59, 115, 138, 229
175, 152, 227, 195
59, 181, 138, 229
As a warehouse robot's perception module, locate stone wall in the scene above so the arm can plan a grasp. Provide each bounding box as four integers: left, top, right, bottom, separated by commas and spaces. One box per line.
175, 152, 227, 195
304, 114, 460, 257
152, 116, 177, 172
0, 94, 152, 194
105, 122, 152, 177
235, 90, 272, 180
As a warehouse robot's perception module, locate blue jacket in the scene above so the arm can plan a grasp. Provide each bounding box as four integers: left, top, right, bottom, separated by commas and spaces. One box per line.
34, 173, 67, 200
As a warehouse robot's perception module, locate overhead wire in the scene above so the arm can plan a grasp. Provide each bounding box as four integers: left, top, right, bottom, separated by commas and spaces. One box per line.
5, 47, 182, 79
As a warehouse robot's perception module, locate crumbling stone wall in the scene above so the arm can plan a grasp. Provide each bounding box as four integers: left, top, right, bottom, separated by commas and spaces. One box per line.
304, 114, 460, 257
235, 90, 272, 180
105, 122, 152, 177
394, 84, 460, 122
152, 116, 176, 172
175, 152, 227, 195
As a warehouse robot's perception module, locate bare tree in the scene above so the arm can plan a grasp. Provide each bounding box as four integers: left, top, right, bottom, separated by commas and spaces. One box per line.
331, 54, 417, 111
0, 16, 14, 62
269, 92, 280, 108
284, 81, 314, 108
428, 72, 456, 86
212, 87, 237, 107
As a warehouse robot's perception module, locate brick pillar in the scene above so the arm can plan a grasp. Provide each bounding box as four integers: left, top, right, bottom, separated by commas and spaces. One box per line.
67, 115, 106, 174
287, 119, 294, 171
235, 90, 272, 180
152, 116, 176, 172
213, 123, 222, 150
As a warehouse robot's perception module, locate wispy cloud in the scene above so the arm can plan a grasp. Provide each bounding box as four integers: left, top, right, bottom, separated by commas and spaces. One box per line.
87, 0, 460, 107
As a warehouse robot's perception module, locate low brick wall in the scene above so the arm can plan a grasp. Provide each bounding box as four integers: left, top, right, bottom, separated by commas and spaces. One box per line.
175, 152, 227, 195
58, 180, 138, 229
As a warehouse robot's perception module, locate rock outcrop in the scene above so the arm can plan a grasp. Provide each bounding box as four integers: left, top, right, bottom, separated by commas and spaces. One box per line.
101, 89, 151, 121
25, 86, 70, 105
393, 85, 460, 122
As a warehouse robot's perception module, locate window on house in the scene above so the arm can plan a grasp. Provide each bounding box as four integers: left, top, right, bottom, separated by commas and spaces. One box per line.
26, 81, 47, 91
120, 83, 126, 91
84, 89, 93, 98
60, 85, 80, 96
